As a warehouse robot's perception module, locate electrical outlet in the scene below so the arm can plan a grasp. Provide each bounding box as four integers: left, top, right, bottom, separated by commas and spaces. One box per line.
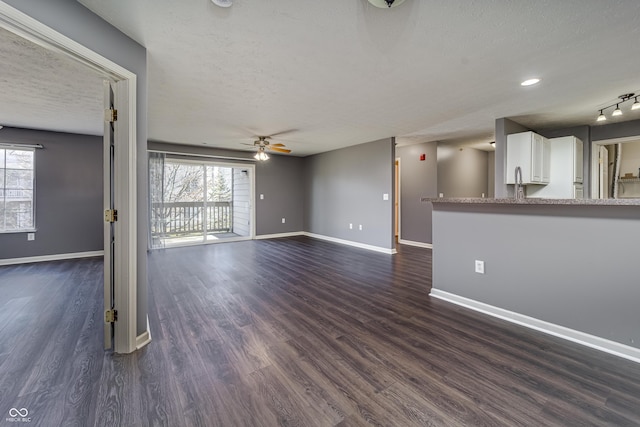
439, 193, 444, 198
349, 223, 353, 229
475, 260, 485, 274
260, 194, 264, 200
359, 224, 363, 231
281, 218, 286, 224
27, 233, 35, 241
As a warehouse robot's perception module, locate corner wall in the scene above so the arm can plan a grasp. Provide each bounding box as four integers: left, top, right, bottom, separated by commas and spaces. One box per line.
396, 142, 437, 245
303, 138, 395, 250
0, 127, 102, 259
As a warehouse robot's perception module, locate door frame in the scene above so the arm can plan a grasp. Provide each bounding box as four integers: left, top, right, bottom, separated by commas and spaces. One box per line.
151, 156, 256, 246
590, 135, 640, 199
0, 3, 139, 353
395, 157, 401, 240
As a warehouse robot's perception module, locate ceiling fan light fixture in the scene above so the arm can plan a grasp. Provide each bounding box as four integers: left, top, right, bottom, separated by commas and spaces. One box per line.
254, 148, 269, 161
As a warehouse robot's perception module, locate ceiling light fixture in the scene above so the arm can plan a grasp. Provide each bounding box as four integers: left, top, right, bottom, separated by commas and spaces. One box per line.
612, 104, 623, 117
367, 0, 407, 8
597, 110, 607, 122
254, 147, 269, 161
520, 78, 541, 86
211, 0, 232, 8
596, 93, 638, 122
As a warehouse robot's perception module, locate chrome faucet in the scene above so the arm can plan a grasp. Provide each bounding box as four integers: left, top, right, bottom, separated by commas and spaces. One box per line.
514, 166, 525, 200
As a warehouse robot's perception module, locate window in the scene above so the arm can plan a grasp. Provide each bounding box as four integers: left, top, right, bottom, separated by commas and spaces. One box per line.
0, 147, 35, 232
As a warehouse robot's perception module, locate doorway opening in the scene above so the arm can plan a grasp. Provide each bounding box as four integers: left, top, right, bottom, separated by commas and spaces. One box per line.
591, 136, 640, 199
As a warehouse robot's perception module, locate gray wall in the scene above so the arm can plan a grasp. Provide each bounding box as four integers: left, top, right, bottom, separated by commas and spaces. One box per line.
396, 142, 437, 244
432, 202, 640, 350
0, 127, 102, 259
5, 0, 149, 335
591, 118, 640, 142
437, 146, 488, 198
147, 142, 305, 237
255, 155, 304, 235
494, 118, 530, 198
304, 138, 395, 250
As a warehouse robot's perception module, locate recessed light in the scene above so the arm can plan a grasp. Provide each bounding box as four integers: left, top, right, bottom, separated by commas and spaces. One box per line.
521, 78, 541, 87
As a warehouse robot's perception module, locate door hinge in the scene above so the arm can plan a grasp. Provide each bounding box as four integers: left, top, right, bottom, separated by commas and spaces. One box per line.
105, 108, 118, 123
104, 209, 118, 223
105, 309, 118, 323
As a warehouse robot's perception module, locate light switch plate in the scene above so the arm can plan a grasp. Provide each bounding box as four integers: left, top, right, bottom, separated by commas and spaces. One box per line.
475, 260, 485, 274
383, 193, 389, 201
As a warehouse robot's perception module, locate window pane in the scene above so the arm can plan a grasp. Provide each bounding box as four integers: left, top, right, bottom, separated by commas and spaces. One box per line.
5, 169, 33, 189
3, 200, 33, 230
5, 150, 34, 169
1, 149, 35, 232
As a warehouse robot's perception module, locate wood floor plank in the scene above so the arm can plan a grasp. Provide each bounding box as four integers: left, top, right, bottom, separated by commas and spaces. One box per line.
1, 237, 639, 426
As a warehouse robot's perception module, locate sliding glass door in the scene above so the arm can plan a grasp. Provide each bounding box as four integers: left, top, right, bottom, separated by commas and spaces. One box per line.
149, 154, 253, 248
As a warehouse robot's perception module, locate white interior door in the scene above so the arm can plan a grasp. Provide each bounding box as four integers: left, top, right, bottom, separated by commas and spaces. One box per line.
104, 80, 116, 350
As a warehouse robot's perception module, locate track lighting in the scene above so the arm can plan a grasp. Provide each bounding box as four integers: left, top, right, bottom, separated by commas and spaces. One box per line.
596, 92, 639, 122
612, 104, 623, 116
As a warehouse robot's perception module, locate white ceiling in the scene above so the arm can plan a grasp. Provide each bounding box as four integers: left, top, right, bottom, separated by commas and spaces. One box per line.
3, 1, 640, 156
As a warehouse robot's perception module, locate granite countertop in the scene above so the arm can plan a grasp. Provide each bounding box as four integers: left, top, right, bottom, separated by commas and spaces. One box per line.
424, 197, 640, 206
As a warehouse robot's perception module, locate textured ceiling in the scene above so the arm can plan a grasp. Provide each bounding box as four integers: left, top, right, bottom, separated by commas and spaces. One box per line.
0, 27, 105, 136
4, 1, 640, 156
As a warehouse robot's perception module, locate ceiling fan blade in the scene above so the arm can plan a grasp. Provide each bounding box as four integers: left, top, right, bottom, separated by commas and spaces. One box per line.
269, 143, 286, 147
268, 147, 292, 153
268, 129, 298, 138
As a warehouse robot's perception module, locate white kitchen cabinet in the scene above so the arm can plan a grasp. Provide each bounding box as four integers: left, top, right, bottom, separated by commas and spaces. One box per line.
506, 131, 550, 184
527, 136, 584, 199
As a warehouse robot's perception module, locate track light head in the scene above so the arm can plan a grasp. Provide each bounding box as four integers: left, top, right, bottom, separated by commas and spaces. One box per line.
612, 104, 623, 117
597, 110, 607, 122
632, 97, 640, 111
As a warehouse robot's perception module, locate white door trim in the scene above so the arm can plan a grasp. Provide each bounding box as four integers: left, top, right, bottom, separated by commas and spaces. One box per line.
0, 2, 139, 354
590, 135, 640, 199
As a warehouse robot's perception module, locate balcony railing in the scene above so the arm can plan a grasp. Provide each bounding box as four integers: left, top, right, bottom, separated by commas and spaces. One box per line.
150, 201, 232, 237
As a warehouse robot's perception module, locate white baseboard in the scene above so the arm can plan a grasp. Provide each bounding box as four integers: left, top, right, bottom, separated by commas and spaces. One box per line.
136, 316, 152, 350
0, 250, 104, 266
303, 232, 396, 255
430, 289, 640, 364
398, 239, 433, 249
254, 232, 305, 240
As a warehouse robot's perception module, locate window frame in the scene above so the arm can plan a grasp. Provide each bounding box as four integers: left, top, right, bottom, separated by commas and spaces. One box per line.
0, 145, 37, 234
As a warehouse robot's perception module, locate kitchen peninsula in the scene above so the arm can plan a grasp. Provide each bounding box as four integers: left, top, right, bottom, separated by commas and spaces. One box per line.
428, 197, 640, 363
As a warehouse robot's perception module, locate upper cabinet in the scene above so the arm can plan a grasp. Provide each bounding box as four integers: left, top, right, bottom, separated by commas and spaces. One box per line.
527, 136, 584, 199
506, 131, 550, 184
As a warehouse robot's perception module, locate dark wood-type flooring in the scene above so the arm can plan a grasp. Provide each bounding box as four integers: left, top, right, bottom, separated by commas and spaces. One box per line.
1, 236, 639, 426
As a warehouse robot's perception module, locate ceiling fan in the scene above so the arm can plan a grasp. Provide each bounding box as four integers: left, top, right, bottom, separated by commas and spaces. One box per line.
244, 136, 292, 161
